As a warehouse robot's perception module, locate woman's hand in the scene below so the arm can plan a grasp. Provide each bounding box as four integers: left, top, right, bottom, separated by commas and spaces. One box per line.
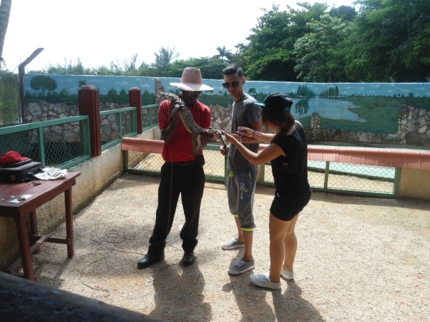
221, 131, 239, 145
237, 127, 254, 138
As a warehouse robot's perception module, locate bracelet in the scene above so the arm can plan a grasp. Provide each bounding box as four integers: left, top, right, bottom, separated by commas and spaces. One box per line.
253, 131, 261, 139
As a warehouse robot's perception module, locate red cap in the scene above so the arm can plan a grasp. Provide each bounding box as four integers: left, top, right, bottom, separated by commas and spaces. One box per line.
0, 151, 29, 165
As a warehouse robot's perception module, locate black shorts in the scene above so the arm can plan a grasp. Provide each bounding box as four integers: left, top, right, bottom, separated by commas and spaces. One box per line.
270, 188, 312, 221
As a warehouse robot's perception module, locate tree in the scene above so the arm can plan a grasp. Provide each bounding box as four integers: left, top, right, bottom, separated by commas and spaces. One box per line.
152, 46, 178, 76
0, 70, 19, 124
243, 5, 295, 80
30, 75, 57, 96
345, 0, 430, 82
45, 58, 88, 75
243, 3, 329, 81
213, 46, 233, 63
329, 5, 357, 21
0, 0, 12, 69
122, 53, 141, 76
294, 14, 352, 82
229, 42, 249, 72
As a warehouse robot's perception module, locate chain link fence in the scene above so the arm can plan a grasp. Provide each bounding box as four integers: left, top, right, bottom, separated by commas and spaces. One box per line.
142, 104, 159, 130
101, 108, 137, 150
125, 143, 398, 197
125, 143, 227, 183
262, 161, 397, 197
0, 117, 91, 169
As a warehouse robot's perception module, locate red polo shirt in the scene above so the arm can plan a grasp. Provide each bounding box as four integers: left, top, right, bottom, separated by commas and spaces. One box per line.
158, 99, 211, 162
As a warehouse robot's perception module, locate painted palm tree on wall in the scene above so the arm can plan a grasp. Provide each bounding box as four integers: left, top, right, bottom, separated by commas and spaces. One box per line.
0, 0, 12, 69
295, 85, 315, 115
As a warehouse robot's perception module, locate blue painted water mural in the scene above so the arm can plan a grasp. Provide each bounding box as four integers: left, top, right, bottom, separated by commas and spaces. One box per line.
24, 74, 430, 133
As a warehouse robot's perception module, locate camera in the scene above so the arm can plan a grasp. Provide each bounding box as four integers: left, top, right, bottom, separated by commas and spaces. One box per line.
236, 129, 246, 136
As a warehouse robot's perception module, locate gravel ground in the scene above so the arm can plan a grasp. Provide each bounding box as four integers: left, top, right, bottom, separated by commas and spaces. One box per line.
31, 173, 430, 322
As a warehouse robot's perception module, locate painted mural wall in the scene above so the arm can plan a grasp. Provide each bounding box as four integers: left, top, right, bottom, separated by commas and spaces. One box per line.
24, 74, 157, 106
160, 78, 430, 134
24, 74, 430, 147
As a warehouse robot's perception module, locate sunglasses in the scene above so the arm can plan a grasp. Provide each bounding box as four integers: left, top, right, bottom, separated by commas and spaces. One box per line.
222, 81, 241, 89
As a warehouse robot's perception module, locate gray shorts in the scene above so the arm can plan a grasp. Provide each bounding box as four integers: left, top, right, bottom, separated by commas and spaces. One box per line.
227, 171, 258, 230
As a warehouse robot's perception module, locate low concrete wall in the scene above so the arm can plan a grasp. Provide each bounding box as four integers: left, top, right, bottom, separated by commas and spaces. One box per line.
398, 168, 430, 200
0, 128, 160, 272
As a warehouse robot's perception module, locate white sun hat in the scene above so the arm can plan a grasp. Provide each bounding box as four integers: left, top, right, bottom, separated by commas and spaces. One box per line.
170, 67, 213, 92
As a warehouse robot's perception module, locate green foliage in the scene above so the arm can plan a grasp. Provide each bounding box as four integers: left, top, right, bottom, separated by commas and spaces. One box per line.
25, 90, 78, 105
213, 46, 233, 63
30, 75, 57, 95
243, 5, 297, 80
294, 14, 352, 82
294, 14, 350, 82
296, 85, 315, 98
295, 100, 310, 115
0, 70, 19, 125
329, 5, 357, 21
199, 92, 235, 106
345, 0, 430, 82
152, 46, 178, 76
320, 86, 340, 97
243, 3, 334, 81
294, 85, 316, 115
141, 90, 156, 105
19, 0, 430, 84
45, 58, 89, 75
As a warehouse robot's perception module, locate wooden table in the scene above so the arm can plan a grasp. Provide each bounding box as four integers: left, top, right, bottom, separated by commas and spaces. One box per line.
0, 172, 80, 281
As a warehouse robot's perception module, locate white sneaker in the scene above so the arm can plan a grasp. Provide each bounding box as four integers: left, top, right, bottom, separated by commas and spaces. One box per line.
222, 237, 245, 250
281, 268, 294, 280
250, 273, 281, 290
268, 262, 294, 280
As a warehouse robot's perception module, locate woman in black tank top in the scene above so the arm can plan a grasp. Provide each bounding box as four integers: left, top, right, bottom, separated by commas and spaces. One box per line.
221, 93, 311, 290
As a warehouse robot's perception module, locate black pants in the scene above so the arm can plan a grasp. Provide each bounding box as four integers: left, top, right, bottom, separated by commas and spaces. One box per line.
148, 156, 205, 256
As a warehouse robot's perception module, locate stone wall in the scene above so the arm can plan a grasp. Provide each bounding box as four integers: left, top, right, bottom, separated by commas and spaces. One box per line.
24, 98, 430, 148
25, 101, 130, 143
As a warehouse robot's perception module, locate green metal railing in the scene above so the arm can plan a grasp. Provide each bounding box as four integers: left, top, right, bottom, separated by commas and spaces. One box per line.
124, 143, 400, 198
0, 116, 91, 169
123, 142, 228, 183
142, 104, 159, 130
101, 107, 137, 150
260, 160, 399, 198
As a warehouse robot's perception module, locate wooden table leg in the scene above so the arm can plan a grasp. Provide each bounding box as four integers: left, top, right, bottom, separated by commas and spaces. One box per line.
14, 215, 35, 281
65, 188, 74, 258
29, 209, 41, 254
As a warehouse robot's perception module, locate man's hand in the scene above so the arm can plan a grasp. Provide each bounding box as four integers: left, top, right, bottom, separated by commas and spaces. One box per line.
170, 98, 184, 119
220, 144, 230, 156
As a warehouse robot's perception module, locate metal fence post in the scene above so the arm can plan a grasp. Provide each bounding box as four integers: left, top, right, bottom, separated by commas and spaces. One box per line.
78, 85, 101, 157
129, 87, 142, 134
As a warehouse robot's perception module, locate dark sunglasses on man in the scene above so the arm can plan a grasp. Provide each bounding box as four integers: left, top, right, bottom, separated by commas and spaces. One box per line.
222, 81, 240, 89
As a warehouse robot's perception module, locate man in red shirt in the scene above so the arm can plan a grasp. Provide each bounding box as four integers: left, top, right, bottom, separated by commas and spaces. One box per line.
138, 67, 213, 269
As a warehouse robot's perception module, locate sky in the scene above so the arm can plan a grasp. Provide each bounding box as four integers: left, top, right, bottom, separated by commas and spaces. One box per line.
2, 0, 357, 73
